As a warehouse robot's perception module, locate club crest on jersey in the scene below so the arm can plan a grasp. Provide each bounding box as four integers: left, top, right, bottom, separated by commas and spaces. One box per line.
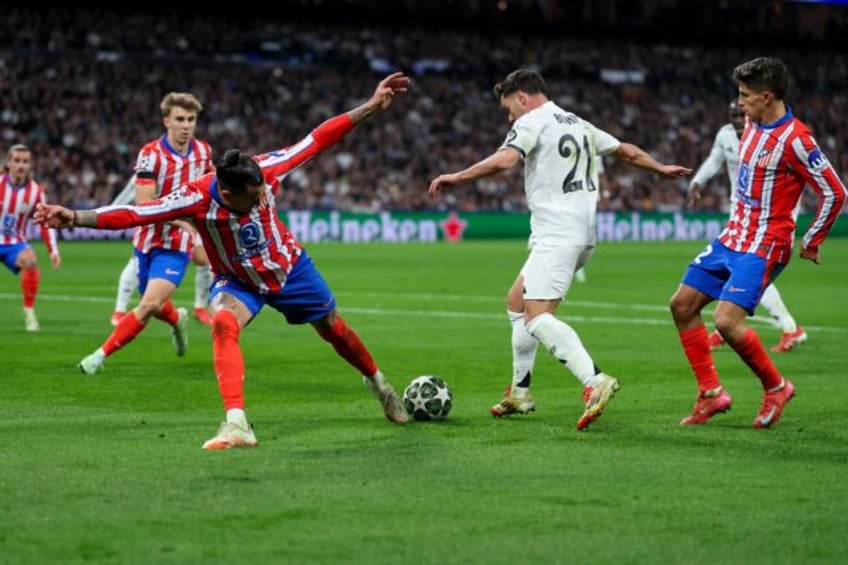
239, 222, 261, 248
807, 148, 829, 172
756, 149, 777, 168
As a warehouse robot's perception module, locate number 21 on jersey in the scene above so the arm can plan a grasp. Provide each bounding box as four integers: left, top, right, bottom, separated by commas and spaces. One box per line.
558, 133, 597, 195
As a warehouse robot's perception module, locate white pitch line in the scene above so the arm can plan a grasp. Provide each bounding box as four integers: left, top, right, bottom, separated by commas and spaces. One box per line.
3, 291, 846, 333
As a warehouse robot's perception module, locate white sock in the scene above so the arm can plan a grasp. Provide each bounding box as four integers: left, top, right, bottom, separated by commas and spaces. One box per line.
226, 408, 248, 428
526, 312, 601, 388
23, 306, 35, 317
364, 369, 386, 394
760, 284, 797, 332
508, 310, 537, 398
114, 257, 137, 313
194, 264, 212, 309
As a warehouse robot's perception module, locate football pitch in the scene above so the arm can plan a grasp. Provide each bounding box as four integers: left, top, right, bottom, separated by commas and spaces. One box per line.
2, 239, 847, 564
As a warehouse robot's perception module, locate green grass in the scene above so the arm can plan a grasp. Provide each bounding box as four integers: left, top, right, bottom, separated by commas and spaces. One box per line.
1, 239, 847, 564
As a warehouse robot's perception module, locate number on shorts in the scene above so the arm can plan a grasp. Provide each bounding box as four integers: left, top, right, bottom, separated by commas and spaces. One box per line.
693, 243, 713, 265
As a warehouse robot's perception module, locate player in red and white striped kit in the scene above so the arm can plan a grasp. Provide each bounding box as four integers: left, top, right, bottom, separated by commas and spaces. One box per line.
37, 72, 411, 449
689, 101, 806, 353
0, 144, 60, 332
110, 92, 216, 328
76, 93, 214, 375
670, 57, 846, 429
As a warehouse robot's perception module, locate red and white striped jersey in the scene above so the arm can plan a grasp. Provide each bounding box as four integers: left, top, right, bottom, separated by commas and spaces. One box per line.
0, 174, 58, 254
131, 135, 213, 254
719, 109, 846, 263
94, 114, 354, 294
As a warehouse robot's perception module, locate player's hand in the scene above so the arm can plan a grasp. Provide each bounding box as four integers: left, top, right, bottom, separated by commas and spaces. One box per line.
369, 71, 411, 111
50, 252, 61, 270
687, 182, 702, 209
800, 247, 821, 265
34, 203, 75, 228
657, 165, 693, 179
428, 174, 459, 196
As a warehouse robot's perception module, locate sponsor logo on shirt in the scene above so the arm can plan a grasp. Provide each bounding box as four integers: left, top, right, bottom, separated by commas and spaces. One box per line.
233, 221, 269, 262
239, 222, 261, 247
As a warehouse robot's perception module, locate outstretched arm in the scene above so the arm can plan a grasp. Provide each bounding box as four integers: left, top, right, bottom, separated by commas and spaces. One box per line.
35, 187, 203, 230
34, 204, 78, 228
428, 148, 521, 195
259, 72, 411, 180
347, 71, 410, 125
613, 143, 692, 179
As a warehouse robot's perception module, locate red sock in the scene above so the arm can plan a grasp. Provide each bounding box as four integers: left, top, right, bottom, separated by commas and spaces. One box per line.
730, 328, 783, 390
21, 268, 39, 308
212, 310, 245, 410
154, 299, 179, 325
679, 325, 721, 393
316, 315, 377, 377
102, 311, 146, 355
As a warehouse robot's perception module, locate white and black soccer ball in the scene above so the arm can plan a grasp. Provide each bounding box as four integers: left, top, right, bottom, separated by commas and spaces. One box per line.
402, 375, 452, 421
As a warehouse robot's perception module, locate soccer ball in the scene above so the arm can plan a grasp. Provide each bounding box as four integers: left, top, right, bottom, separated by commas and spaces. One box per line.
402, 375, 452, 421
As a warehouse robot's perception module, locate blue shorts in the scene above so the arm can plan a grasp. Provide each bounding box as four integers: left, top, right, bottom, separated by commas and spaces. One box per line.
0, 242, 29, 274
682, 239, 784, 315
134, 247, 190, 294
209, 251, 336, 325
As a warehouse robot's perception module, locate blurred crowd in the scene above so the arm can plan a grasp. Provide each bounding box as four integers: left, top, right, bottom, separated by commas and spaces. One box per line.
2, 6, 846, 214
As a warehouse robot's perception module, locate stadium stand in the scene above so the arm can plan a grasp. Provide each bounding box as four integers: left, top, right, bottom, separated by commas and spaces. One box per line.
1, 3, 845, 213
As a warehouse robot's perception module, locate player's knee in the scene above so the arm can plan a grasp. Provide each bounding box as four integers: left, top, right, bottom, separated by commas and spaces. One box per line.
669, 294, 695, 322
713, 314, 737, 338
525, 312, 555, 341
211, 309, 240, 338
17, 251, 37, 270
134, 300, 160, 320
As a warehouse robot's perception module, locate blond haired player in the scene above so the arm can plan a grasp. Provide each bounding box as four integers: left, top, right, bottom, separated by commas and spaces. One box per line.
110, 92, 215, 327
77, 92, 214, 374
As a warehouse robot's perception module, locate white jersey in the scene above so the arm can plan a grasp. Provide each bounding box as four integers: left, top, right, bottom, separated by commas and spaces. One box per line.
111, 174, 137, 206
691, 123, 740, 203
502, 101, 620, 246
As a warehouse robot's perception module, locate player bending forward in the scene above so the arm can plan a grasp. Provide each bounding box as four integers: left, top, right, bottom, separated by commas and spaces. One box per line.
36, 72, 411, 449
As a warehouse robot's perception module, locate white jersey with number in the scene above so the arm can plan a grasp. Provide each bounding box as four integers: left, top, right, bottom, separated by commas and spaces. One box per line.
502, 101, 620, 246
691, 123, 740, 203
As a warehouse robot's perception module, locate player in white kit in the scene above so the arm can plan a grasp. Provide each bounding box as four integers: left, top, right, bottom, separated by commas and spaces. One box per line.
429, 69, 691, 430
688, 101, 806, 352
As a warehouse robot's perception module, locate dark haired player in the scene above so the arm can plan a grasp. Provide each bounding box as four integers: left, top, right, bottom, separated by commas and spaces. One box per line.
36, 72, 412, 449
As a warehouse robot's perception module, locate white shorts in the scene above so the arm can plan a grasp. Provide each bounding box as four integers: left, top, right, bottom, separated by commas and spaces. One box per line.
520, 244, 594, 300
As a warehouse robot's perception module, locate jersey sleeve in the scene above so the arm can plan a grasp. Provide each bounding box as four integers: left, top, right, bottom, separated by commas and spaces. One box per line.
588, 123, 621, 156
256, 114, 355, 180
133, 147, 158, 186
110, 175, 137, 206
94, 185, 204, 229
500, 115, 541, 159
788, 132, 847, 252
691, 130, 727, 187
